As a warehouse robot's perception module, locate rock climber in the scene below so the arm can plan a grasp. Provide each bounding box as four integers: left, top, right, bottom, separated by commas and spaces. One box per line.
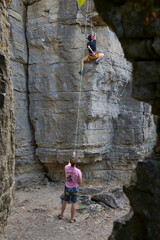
79, 33, 104, 75
58, 152, 82, 223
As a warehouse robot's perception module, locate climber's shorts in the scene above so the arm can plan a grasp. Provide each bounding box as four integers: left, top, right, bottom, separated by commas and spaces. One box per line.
84, 53, 101, 62
63, 186, 79, 203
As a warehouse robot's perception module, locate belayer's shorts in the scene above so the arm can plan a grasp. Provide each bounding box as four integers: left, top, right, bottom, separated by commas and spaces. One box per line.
62, 186, 79, 203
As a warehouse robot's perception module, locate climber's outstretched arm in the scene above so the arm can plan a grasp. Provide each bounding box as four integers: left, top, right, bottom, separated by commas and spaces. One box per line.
93, 33, 96, 40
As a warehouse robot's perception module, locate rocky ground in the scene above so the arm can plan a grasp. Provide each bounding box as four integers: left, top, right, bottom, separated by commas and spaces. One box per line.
5, 181, 130, 240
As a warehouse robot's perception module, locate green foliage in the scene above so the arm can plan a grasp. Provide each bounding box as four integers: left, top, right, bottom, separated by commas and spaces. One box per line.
76, 0, 86, 7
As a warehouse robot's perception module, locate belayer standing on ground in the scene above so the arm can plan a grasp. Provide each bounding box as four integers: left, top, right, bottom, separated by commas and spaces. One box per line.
58, 152, 82, 223
79, 33, 104, 75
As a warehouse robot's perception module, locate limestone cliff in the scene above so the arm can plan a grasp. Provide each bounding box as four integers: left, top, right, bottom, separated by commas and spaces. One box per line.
8, 0, 156, 184
0, 0, 14, 235
8, 0, 45, 186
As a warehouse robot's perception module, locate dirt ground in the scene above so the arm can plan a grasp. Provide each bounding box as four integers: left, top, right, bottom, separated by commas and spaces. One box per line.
5, 182, 130, 240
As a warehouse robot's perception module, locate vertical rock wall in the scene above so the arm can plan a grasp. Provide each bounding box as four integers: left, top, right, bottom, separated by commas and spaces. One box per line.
94, 0, 160, 239
0, 0, 14, 235
26, 0, 156, 181
8, 0, 45, 186
6, 0, 157, 185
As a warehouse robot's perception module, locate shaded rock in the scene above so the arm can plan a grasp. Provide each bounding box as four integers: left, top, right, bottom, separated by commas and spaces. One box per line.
42, 177, 49, 185
94, 1, 160, 239
81, 199, 97, 206
91, 188, 127, 209
94, 0, 160, 116
0, 0, 15, 234
15, 173, 45, 189
99, 202, 111, 210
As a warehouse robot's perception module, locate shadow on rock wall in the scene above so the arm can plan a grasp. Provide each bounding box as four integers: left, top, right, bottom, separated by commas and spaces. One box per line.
0, 54, 7, 109
0, 0, 15, 236
94, 0, 160, 239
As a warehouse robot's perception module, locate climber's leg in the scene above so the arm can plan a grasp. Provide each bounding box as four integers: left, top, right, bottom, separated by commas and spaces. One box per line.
79, 56, 88, 75
95, 53, 104, 63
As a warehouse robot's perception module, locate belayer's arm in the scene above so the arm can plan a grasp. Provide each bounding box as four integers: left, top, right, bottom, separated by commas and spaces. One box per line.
78, 171, 82, 185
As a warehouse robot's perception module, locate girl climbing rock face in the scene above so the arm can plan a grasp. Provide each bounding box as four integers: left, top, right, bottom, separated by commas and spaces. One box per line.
58, 152, 82, 223
79, 33, 104, 75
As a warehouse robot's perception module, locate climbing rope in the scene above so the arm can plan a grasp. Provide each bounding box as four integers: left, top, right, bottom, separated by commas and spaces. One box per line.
74, 0, 91, 151
89, 0, 93, 35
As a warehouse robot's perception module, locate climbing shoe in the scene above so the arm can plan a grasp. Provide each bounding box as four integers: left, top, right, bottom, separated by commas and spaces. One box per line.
78, 71, 84, 75
95, 60, 99, 64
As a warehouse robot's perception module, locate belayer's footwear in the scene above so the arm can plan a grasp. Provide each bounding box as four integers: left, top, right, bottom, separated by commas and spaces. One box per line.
78, 71, 84, 75
70, 218, 76, 223
58, 214, 62, 220
95, 60, 99, 64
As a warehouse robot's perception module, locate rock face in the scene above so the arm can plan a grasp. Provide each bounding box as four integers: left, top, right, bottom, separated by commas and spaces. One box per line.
6, 0, 157, 185
8, 0, 45, 186
94, 0, 160, 116
15, 0, 155, 182
93, 0, 160, 239
0, 0, 15, 234
108, 157, 160, 240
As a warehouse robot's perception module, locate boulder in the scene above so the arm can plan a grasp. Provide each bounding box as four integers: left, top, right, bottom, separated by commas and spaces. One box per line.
91, 188, 128, 209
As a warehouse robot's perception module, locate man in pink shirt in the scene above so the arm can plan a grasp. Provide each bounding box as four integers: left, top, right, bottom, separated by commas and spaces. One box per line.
58, 152, 82, 223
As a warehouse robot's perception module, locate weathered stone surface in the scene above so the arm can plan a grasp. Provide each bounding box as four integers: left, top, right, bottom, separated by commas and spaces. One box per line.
5, 0, 158, 189
1, 0, 160, 237
26, 0, 156, 182
0, 0, 15, 234
94, 0, 160, 115
109, 157, 160, 240
8, 0, 45, 186
109, 209, 146, 240
94, 0, 160, 239
91, 188, 127, 209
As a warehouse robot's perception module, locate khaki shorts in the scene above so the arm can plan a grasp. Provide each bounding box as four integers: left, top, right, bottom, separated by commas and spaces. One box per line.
84, 53, 101, 62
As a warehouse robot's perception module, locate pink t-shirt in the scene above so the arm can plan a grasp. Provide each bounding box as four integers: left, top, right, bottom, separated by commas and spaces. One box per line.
65, 165, 82, 188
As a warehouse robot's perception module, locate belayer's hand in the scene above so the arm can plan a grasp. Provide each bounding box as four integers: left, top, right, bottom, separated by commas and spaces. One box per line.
92, 52, 96, 56
72, 152, 76, 158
